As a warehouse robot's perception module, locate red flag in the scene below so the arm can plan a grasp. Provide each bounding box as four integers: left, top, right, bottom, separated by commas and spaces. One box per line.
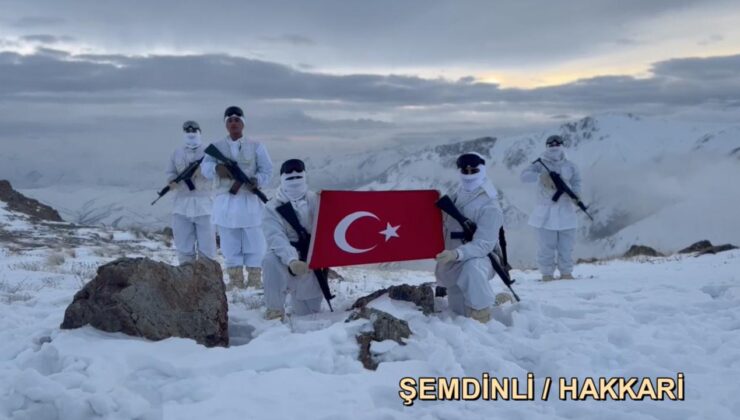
308, 190, 444, 268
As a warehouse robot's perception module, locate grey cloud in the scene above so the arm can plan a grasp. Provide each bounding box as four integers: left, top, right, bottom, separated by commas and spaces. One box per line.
20, 34, 75, 44
651, 54, 740, 81
0, 38, 20, 48
0, 0, 715, 68
1, 51, 738, 110
9, 15, 65, 27
697, 34, 725, 46
614, 37, 642, 46
259, 34, 315, 46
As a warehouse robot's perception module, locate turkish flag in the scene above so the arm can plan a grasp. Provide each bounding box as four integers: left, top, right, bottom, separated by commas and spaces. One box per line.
308, 190, 444, 268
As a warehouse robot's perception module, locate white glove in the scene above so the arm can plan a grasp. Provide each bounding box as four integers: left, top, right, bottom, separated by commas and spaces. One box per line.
288, 260, 309, 276
539, 172, 556, 190
435, 250, 459, 264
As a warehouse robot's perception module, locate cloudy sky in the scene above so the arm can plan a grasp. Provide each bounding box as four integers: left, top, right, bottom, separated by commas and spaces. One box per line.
1, 0, 739, 187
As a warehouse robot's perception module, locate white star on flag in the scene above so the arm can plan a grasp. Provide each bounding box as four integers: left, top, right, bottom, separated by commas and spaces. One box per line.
379, 222, 400, 242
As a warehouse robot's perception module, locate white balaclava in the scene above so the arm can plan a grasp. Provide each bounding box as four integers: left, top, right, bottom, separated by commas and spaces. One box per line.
460, 163, 488, 192
184, 132, 202, 149
280, 172, 308, 201
543, 145, 565, 161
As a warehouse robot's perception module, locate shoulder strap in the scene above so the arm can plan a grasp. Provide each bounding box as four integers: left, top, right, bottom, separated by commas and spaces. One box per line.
275, 202, 309, 238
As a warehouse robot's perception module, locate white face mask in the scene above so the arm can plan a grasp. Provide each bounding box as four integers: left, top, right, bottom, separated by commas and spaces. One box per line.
459, 164, 487, 192
544, 146, 564, 161
280, 172, 308, 201
184, 132, 202, 148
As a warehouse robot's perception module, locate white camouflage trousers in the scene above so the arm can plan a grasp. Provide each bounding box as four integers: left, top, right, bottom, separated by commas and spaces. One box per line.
262, 252, 323, 315
172, 214, 217, 265
435, 257, 497, 314
537, 227, 576, 276
217, 225, 266, 268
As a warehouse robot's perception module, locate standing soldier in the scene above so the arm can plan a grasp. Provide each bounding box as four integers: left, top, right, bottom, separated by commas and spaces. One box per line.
165, 120, 216, 265
435, 152, 512, 323
201, 106, 273, 290
520, 135, 582, 281
262, 159, 325, 320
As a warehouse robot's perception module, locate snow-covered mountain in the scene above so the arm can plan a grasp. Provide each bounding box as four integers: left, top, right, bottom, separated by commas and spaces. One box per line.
17, 113, 740, 265
307, 114, 740, 265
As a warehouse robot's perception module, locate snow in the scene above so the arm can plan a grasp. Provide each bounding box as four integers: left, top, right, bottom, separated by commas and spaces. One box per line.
1, 204, 739, 419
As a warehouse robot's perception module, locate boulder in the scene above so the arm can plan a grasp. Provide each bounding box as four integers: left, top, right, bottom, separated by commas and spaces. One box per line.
346, 307, 411, 370
0, 180, 62, 222
61, 257, 228, 347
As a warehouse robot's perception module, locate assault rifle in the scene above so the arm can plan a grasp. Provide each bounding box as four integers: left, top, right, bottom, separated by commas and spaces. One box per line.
204, 144, 268, 203
534, 158, 594, 221
275, 201, 335, 311
151, 157, 203, 205
436, 195, 521, 302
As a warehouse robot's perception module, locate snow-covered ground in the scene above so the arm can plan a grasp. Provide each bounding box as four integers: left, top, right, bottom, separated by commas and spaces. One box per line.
1, 204, 739, 419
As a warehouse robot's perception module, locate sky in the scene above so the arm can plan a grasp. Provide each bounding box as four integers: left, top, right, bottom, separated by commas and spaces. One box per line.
0, 0, 739, 188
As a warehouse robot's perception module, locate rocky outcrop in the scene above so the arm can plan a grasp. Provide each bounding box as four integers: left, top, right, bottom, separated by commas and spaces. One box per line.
623, 245, 664, 258
679, 240, 738, 256
346, 307, 411, 370
61, 257, 228, 347
0, 180, 62, 222
678, 240, 714, 254
351, 283, 435, 315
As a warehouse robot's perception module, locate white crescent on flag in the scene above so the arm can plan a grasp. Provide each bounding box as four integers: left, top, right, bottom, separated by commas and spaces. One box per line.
333, 211, 380, 254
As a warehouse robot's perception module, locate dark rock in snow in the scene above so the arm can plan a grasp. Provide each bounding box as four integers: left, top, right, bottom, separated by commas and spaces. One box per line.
346, 307, 411, 370
61, 257, 228, 347
623, 245, 664, 258
697, 243, 738, 256
351, 283, 435, 315
679, 240, 714, 254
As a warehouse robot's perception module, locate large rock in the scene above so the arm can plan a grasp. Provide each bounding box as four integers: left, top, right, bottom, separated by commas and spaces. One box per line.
623, 245, 663, 258
61, 257, 228, 347
0, 180, 62, 222
346, 307, 411, 370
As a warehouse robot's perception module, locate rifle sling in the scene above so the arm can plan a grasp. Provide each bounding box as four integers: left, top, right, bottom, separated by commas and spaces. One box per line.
275, 202, 335, 309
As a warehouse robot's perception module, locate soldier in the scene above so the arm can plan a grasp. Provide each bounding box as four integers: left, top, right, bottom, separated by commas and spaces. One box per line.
435, 152, 512, 323
201, 106, 273, 289
165, 120, 216, 265
520, 135, 582, 281
261, 159, 325, 320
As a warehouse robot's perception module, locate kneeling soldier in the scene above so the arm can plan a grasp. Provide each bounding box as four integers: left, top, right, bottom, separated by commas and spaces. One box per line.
262, 159, 327, 320
435, 152, 512, 323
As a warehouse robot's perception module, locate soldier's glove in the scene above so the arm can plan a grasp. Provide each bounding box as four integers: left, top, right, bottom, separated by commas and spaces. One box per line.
539, 171, 556, 190
216, 164, 233, 179
247, 176, 258, 186
288, 260, 309, 276
435, 250, 459, 264
168, 181, 178, 190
